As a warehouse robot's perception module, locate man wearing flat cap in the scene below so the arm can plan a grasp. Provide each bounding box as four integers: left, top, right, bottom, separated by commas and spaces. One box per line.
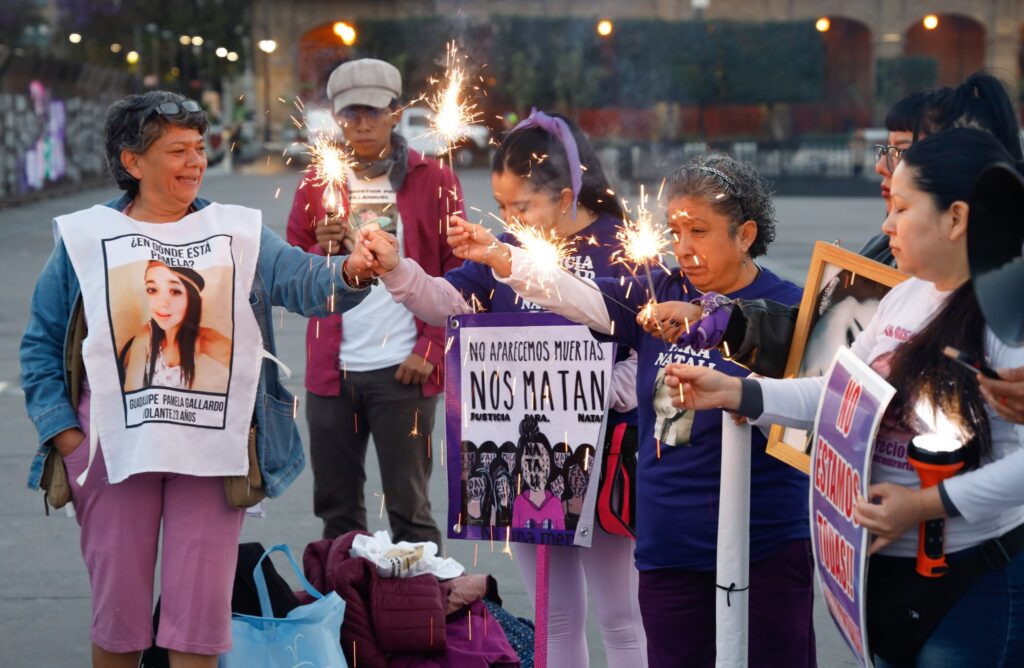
288, 59, 463, 544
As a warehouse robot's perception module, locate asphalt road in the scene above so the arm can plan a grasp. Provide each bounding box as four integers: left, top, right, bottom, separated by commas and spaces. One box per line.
0, 164, 882, 666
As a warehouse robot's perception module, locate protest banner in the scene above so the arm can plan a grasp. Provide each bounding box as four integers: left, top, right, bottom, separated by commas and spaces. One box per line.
445, 312, 614, 548
810, 347, 896, 667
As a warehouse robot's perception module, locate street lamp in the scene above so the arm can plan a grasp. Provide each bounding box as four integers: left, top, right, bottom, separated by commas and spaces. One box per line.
923, 14, 939, 30
126, 50, 140, 65
596, 19, 613, 37
68, 33, 82, 44
258, 39, 277, 143
333, 21, 357, 46
191, 35, 204, 46
815, 17, 830, 32
216, 47, 228, 58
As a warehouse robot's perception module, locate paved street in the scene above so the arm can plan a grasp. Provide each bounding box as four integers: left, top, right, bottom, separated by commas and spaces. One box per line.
0, 164, 881, 666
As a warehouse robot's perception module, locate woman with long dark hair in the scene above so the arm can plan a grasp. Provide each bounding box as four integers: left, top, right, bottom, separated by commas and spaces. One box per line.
349, 110, 647, 666
119, 261, 230, 392
655, 72, 1024, 380
667, 128, 1024, 667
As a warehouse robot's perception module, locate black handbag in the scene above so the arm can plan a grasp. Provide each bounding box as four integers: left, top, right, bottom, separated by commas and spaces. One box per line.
867, 523, 1024, 664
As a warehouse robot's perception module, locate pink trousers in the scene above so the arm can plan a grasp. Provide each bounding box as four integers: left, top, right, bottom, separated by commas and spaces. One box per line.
65, 388, 245, 654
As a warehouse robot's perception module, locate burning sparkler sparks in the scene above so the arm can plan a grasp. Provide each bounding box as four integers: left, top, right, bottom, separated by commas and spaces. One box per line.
306, 137, 353, 219
504, 218, 577, 291
614, 185, 670, 274
425, 42, 483, 158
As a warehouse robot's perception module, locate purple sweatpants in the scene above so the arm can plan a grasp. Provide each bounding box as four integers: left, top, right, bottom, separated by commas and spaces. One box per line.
65, 388, 245, 655
638, 538, 817, 668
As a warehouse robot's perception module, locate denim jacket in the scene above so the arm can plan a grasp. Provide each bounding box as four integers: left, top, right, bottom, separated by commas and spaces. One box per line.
20, 194, 369, 497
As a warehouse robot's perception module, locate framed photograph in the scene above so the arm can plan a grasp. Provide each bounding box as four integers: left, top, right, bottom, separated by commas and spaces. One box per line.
766, 241, 907, 473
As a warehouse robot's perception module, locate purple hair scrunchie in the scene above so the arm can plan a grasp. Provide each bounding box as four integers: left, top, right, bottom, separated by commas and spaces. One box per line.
674, 292, 735, 352
511, 108, 583, 219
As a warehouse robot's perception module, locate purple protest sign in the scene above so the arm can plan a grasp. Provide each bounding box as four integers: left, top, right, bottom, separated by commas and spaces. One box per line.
810, 347, 895, 667
444, 312, 614, 548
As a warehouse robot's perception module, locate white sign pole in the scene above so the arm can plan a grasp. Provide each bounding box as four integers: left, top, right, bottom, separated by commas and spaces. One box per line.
715, 415, 751, 667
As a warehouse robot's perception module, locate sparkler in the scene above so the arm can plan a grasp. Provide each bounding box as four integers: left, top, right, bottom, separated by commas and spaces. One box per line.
425, 42, 483, 159
614, 185, 670, 298
306, 137, 352, 221
493, 214, 639, 314
615, 186, 671, 344
504, 219, 577, 292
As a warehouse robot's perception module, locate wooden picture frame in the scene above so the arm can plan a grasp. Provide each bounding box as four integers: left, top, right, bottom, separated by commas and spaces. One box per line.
765, 241, 907, 473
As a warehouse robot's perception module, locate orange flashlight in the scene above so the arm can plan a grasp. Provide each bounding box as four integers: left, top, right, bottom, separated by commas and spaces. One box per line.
908, 434, 965, 578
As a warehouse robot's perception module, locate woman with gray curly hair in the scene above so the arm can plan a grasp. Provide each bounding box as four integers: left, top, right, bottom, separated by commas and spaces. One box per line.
435, 153, 815, 667
20, 90, 369, 667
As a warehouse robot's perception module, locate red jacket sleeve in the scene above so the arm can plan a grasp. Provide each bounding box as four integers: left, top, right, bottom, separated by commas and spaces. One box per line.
412, 165, 465, 372
286, 170, 323, 254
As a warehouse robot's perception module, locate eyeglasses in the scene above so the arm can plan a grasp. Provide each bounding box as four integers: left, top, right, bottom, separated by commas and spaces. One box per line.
873, 144, 906, 172
142, 100, 203, 129
149, 100, 202, 118
337, 106, 392, 124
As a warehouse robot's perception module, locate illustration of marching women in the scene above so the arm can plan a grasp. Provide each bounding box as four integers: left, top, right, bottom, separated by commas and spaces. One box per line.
666, 129, 1024, 667
20, 91, 371, 666
347, 110, 648, 666
418, 152, 815, 667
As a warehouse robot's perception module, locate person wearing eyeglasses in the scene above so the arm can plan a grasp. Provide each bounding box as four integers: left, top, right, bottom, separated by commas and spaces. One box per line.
20, 90, 371, 667
286, 59, 464, 546
641, 72, 1024, 383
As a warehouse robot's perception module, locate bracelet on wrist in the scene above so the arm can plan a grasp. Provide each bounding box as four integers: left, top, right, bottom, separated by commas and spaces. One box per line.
341, 261, 375, 289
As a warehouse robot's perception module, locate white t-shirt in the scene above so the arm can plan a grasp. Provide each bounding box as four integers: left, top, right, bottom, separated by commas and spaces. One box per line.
339, 170, 418, 372
755, 277, 1024, 557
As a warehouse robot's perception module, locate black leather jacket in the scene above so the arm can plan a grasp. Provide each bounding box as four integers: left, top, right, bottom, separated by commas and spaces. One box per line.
722, 233, 895, 378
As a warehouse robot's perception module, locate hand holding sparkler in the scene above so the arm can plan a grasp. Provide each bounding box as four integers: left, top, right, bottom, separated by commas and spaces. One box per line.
351, 227, 401, 275
664, 363, 742, 412
447, 215, 507, 269
308, 139, 354, 255
637, 300, 703, 343
315, 218, 347, 255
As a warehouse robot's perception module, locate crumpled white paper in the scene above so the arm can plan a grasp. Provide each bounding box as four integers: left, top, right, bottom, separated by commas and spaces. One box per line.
350, 530, 465, 580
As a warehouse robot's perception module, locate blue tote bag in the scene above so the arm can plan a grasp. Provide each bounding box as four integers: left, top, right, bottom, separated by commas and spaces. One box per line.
220, 544, 348, 668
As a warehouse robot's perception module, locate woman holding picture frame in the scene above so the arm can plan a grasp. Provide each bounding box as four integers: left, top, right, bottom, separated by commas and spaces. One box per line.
666, 129, 1024, 667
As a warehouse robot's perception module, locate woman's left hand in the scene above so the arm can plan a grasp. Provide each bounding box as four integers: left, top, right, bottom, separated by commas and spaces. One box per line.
446, 215, 509, 271
856, 483, 943, 555
636, 300, 703, 343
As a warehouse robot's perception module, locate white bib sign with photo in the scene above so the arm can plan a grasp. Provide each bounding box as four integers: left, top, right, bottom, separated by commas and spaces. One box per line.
56, 203, 263, 483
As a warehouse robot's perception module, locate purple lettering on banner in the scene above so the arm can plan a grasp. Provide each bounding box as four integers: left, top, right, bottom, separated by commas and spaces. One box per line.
811, 348, 895, 667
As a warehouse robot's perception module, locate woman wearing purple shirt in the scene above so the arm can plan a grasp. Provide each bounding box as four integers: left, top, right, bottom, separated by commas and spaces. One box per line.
350, 111, 647, 667
438, 154, 815, 668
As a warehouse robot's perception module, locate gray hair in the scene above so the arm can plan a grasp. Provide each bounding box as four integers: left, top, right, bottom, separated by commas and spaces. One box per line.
666, 153, 777, 258
104, 91, 209, 197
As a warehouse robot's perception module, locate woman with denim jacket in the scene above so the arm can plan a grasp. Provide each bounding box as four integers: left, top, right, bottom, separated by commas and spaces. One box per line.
19, 91, 369, 668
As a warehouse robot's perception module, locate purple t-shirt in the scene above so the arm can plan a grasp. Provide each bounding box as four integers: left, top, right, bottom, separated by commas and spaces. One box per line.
594, 267, 809, 571
444, 212, 637, 427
